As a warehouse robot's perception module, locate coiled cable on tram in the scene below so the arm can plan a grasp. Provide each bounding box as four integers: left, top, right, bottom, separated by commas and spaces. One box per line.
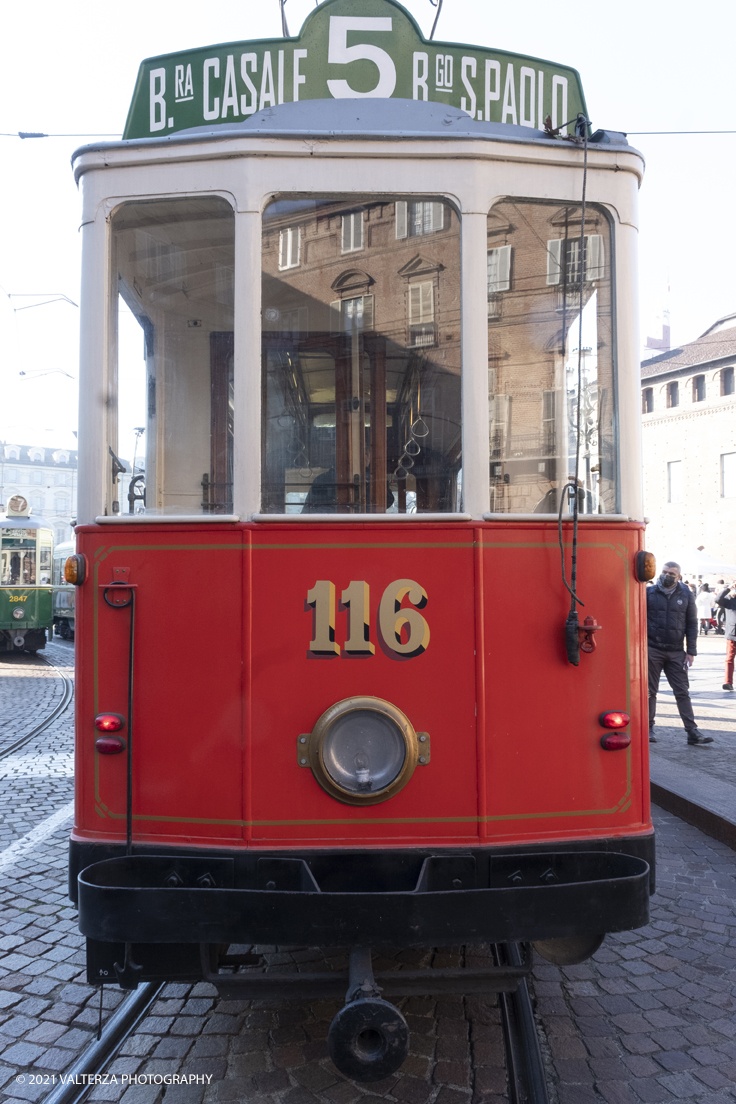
558, 115, 590, 665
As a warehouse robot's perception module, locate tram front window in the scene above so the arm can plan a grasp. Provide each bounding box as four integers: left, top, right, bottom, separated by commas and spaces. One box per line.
261, 197, 462, 514
1, 531, 37, 585
486, 200, 617, 514
111, 197, 235, 516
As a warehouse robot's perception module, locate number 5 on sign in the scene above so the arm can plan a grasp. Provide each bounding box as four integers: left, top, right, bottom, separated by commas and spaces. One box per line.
306, 579, 429, 658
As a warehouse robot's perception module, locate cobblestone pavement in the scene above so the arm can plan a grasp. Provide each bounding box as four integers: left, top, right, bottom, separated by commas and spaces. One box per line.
650, 635, 736, 784
0, 640, 72, 757
0, 640, 75, 850
2, 647, 736, 1104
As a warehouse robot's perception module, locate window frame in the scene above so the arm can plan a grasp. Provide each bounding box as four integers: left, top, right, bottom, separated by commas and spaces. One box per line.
483, 196, 620, 518
721, 452, 736, 498
278, 225, 301, 270
666, 380, 679, 408
667, 460, 683, 504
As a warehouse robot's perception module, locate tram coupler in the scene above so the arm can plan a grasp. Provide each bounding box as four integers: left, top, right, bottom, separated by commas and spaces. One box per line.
327, 948, 410, 1083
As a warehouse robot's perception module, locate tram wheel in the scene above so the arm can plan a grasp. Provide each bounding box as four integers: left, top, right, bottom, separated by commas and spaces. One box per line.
532, 934, 605, 965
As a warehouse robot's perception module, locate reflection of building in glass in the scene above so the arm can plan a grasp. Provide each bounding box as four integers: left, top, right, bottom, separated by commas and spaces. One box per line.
485, 200, 615, 514
261, 197, 462, 514
0, 444, 78, 543
641, 313, 736, 561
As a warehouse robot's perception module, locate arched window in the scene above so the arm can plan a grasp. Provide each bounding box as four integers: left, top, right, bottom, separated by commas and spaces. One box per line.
29, 448, 44, 462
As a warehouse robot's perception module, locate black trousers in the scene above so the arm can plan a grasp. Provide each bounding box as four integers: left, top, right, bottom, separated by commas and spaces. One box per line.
648, 645, 697, 734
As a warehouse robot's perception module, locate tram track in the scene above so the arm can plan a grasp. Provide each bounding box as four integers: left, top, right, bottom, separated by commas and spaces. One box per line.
0, 650, 74, 761
40, 942, 549, 1104
494, 943, 550, 1104
43, 982, 164, 1104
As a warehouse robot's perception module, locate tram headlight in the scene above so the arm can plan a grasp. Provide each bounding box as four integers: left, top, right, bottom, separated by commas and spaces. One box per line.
12, 608, 25, 620
302, 697, 428, 806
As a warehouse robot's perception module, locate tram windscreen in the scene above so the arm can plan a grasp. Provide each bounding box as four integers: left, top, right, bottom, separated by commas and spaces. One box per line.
261, 197, 462, 514
1, 529, 37, 585
486, 200, 617, 514
111, 197, 234, 515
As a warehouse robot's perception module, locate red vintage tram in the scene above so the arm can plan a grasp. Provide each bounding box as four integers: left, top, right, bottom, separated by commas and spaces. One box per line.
66, 0, 654, 1080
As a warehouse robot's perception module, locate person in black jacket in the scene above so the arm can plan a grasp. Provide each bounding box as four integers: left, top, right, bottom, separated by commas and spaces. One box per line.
647, 561, 712, 745
715, 582, 736, 691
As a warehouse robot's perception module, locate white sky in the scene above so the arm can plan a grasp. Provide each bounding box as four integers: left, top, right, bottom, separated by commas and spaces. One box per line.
1, 0, 734, 449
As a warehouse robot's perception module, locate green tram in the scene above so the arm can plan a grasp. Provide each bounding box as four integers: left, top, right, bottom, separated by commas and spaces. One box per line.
0, 496, 54, 654
52, 540, 76, 640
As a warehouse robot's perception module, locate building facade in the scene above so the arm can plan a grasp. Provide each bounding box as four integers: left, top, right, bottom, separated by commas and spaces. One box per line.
641, 314, 736, 561
0, 444, 78, 544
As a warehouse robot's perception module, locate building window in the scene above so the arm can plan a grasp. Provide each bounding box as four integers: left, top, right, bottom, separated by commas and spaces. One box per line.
29, 449, 44, 462
54, 494, 69, 513
722, 453, 736, 498
31, 494, 45, 512
668, 460, 683, 503
341, 212, 364, 254
666, 381, 679, 408
487, 246, 511, 319
31, 470, 43, 485
330, 294, 374, 333
278, 226, 301, 270
408, 281, 435, 346
721, 366, 735, 396
692, 375, 705, 402
5, 447, 19, 460
542, 390, 557, 453
5, 467, 17, 481
642, 388, 653, 414
395, 201, 445, 239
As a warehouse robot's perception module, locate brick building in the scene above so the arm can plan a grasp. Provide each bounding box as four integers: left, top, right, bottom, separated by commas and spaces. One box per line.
641, 313, 736, 562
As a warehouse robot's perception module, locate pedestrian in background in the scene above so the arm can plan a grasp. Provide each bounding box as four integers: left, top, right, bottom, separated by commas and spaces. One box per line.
715, 579, 727, 634
696, 583, 714, 634
647, 561, 712, 745
715, 582, 736, 692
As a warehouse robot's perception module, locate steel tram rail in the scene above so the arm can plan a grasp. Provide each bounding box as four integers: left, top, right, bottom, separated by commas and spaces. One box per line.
43, 982, 164, 1104
42, 943, 549, 1104
0, 651, 74, 761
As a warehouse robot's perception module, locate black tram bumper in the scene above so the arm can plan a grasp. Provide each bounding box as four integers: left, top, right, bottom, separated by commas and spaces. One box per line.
73, 834, 653, 985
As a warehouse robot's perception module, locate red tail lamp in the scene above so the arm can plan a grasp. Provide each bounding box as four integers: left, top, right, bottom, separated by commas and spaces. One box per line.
95, 713, 126, 732
599, 711, 630, 729
95, 736, 126, 755
600, 732, 631, 751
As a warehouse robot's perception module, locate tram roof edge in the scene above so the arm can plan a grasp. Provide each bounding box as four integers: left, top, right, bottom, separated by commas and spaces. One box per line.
72, 99, 635, 167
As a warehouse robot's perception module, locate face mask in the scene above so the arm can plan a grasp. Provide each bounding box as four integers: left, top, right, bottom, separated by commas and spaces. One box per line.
659, 573, 677, 588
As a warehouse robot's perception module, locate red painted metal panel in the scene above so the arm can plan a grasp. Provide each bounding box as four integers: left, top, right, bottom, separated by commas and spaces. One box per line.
70, 521, 651, 853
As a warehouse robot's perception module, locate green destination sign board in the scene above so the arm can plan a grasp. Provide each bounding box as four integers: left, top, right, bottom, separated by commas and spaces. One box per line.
123, 0, 586, 140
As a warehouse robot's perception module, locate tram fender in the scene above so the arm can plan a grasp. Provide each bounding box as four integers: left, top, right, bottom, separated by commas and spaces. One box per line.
78, 851, 650, 947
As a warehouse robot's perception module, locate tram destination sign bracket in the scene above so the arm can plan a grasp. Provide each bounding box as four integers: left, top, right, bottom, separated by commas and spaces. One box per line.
123, 0, 587, 141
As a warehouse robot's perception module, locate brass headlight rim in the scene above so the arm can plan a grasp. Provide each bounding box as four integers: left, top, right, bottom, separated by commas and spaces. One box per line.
308, 695, 418, 807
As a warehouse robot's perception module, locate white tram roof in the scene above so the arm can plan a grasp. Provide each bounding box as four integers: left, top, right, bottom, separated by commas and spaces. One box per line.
1, 514, 54, 532
72, 100, 634, 170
